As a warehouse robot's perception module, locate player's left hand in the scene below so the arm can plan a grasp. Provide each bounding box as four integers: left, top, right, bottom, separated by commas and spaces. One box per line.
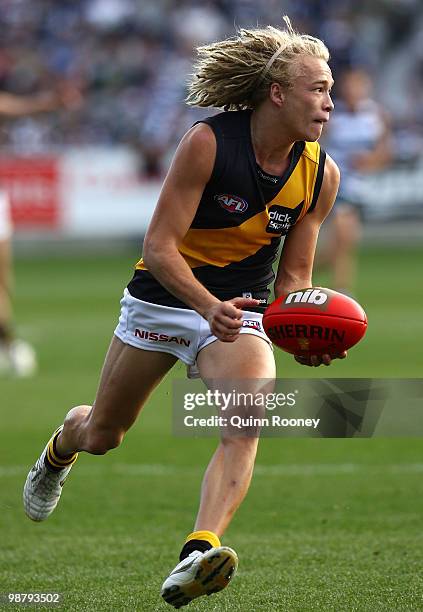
294, 351, 347, 367
205, 297, 260, 343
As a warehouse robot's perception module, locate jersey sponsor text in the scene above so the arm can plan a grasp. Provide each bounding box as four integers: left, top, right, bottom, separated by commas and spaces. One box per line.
134, 329, 191, 346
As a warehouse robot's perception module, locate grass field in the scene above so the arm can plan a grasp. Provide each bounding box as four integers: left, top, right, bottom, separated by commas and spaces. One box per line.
1, 245, 422, 611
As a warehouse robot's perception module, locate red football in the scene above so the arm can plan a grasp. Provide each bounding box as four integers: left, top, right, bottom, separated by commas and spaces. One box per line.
263, 287, 367, 356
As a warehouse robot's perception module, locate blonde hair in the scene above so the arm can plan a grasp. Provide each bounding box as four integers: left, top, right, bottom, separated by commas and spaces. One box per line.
186, 16, 330, 110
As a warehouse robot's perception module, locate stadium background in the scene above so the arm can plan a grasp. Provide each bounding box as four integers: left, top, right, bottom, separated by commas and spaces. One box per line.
1, 1, 422, 610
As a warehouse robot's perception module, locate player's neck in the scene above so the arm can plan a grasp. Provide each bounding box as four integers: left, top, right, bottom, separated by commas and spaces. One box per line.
250, 107, 294, 175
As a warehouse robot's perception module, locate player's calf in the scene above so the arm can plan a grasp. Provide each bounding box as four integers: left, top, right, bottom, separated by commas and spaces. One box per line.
58, 404, 127, 455
82, 426, 125, 455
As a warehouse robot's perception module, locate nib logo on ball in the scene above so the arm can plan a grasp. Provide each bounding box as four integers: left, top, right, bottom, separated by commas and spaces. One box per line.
285, 289, 328, 306
262, 287, 368, 356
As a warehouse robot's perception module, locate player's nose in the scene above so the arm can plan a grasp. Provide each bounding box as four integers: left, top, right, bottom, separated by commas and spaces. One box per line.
324, 92, 334, 113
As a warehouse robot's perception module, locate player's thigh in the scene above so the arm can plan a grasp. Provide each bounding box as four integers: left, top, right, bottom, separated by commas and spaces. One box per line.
197, 335, 275, 439
197, 334, 275, 380
87, 335, 177, 433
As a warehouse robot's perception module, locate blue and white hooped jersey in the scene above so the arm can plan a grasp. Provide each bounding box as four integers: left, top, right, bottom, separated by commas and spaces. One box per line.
324, 99, 385, 203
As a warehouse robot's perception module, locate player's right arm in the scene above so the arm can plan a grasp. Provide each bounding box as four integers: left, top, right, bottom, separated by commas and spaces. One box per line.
142, 124, 259, 342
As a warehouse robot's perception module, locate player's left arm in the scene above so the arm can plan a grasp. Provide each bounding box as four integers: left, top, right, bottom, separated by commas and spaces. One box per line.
274, 154, 345, 367
274, 153, 339, 296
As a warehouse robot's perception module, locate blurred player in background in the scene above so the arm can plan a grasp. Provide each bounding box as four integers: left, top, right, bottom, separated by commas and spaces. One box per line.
319, 68, 392, 294
0, 86, 81, 376
23, 18, 344, 608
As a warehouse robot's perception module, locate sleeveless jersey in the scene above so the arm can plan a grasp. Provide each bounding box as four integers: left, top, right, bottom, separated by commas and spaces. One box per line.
128, 110, 326, 309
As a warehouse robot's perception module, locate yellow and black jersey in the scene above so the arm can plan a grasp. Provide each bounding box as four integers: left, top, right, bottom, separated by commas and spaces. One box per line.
128, 110, 326, 309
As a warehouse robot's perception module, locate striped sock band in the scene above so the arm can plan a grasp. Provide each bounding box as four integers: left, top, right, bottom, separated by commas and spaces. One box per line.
185, 530, 221, 548
179, 530, 221, 561
44, 428, 78, 472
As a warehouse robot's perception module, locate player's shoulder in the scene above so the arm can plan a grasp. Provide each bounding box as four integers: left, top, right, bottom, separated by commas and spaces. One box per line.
176, 110, 248, 173
323, 153, 340, 188
309, 153, 340, 220
170, 122, 216, 185
182, 121, 216, 151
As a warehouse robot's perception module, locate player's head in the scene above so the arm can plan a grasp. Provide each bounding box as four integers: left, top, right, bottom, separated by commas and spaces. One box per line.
186, 16, 333, 141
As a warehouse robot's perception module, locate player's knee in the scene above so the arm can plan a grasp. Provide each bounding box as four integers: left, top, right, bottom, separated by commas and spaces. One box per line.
221, 435, 258, 456
84, 427, 125, 455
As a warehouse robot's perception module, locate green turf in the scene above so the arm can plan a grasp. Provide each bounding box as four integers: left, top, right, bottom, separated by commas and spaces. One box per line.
0, 246, 422, 611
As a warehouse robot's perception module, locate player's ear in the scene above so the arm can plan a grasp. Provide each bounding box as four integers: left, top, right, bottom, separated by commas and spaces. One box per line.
269, 82, 285, 107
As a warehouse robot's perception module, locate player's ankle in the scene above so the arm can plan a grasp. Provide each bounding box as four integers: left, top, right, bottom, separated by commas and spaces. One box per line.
55, 432, 76, 458
179, 530, 221, 560
44, 429, 78, 472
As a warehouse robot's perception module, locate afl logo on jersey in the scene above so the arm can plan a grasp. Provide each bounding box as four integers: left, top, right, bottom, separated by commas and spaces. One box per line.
242, 319, 262, 331
215, 194, 249, 213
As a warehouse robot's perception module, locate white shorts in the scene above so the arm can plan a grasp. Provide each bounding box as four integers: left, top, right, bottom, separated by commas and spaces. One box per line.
114, 288, 272, 376
0, 191, 12, 241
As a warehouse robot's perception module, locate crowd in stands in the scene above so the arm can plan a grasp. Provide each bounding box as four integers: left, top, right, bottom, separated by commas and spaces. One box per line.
0, 0, 422, 176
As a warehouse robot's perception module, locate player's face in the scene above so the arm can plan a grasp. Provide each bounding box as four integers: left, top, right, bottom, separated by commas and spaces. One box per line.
280, 56, 334, 142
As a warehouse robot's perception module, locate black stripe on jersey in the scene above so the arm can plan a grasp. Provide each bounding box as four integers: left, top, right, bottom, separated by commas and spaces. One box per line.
191, 114, 263, 230
127, 269, 271, 310
308, 148, 326, 214
195, 110, 251, 190
194, 115, 227, 186
127, 237, 280, 309
190, 185, 263, 229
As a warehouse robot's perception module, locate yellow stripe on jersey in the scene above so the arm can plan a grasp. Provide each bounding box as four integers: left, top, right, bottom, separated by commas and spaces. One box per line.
266, 141, 321, 224
303, 141, 321, 164
179, 210, 275, 267
136, 141, 321, 271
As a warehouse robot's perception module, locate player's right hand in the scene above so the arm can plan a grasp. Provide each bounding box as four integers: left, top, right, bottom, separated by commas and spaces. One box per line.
206, 297, 260, 342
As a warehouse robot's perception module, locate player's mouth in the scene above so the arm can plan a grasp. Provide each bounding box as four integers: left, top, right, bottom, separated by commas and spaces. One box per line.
313, 117, 329, 125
